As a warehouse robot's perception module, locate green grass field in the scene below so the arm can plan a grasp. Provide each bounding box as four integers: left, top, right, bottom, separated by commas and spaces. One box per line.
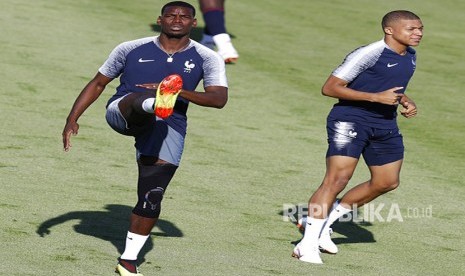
1, 0, 464, 275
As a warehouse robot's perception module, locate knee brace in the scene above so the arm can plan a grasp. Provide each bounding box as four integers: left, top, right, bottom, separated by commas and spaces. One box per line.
132, 163, 177, 218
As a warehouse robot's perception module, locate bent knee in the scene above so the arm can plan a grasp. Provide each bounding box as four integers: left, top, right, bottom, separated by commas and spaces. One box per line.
374, 180, 400, 193
387, 180, 400, 191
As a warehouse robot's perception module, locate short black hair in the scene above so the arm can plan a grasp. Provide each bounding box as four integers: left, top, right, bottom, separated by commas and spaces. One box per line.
382, 10, 420, 29
161, 1, 196, 17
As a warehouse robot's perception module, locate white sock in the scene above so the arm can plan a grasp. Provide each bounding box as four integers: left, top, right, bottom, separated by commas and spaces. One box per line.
301, 217, 326, 245
142, 98, 155, 113
212, 33, 232, 46
322, 204, 352, 231
120, 231, 150, 260
212, 33, 238, 57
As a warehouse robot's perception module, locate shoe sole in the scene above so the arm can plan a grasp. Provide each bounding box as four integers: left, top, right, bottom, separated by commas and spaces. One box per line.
155, 74, 183, 119
115, 264, 144, 276
224, 57, 238, 64
291, 251, 323, 264
319, 246, 338, 254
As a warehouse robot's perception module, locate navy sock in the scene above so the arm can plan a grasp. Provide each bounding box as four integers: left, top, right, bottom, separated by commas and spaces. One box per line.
203, 10, 226, 35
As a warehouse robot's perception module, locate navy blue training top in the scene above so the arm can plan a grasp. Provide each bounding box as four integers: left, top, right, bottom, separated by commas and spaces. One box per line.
328, 39, 417, 129
98, 36, 228, 136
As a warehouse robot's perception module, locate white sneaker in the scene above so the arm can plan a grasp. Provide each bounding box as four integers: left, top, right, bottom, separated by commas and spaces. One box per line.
292, 241, 323, 264
200, 34, 215, 50
213, 33, 239, 63
319, 228, 338, 254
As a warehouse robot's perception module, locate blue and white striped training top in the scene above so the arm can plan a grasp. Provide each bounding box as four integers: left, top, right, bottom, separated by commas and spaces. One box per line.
99, 36, 228, 136
328, 39, 417, 129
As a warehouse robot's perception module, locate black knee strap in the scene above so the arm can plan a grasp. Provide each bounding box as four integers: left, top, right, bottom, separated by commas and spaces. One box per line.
132, 163, 177, 218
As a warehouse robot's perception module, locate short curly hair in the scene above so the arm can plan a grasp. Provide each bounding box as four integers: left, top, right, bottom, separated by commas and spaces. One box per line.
161, 1, 196, 17
382, 10, 420, 29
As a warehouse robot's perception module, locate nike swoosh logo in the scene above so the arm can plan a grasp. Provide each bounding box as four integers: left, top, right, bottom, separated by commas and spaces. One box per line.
387, 63, 398, 68
138, 58, 155, 63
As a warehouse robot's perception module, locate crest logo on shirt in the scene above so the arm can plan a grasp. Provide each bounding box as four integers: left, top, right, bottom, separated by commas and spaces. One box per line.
333, 122, 357, 150
184, 60, 195, 73
348, 130, 358, 138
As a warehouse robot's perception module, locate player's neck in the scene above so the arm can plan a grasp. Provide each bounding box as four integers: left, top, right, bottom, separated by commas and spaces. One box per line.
158, 35, 190, 54
384, 38, 408, 55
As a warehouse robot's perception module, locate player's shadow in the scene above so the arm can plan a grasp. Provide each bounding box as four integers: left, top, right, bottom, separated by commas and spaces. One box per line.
36, 204, 183, 264
328, 220, 376, 245
281, 205, 376, 246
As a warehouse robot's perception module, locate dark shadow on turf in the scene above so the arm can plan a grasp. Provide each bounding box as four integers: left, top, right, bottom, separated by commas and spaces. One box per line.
330, 220, 375, 245
36, 204, 183, 264
280, 204, 376, 246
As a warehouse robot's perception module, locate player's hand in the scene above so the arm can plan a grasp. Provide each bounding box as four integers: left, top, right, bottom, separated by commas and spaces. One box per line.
400, 101, 417, 118
136, 83, 160, 91
374, 87, 404, 105
62, 121, 79, 152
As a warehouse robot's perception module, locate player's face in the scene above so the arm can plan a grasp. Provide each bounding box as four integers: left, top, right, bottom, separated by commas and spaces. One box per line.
390, 19, 424, 47
158, 6, 197, 38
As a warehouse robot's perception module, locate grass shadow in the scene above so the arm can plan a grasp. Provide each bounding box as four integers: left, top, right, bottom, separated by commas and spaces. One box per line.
36, 204, 183, 264
331, 220, 375, 245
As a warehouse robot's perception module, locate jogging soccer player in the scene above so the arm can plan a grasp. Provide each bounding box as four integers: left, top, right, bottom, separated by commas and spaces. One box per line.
198, 0, 239, 63
293, 10, 423, 264
62, 1, 228, 275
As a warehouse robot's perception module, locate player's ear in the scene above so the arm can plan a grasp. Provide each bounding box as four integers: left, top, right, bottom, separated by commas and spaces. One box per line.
384, 26, 393, 35
157, 16, 162, 25
192, 18, 197, 28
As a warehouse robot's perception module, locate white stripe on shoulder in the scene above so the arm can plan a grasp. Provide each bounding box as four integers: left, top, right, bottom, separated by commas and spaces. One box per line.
332, 40, 386, 82
99, 36, 156, 78
190, 40, 228, 88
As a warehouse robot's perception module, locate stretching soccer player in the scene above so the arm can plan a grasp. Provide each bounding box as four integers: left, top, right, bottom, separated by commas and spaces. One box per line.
62, 1, 228, 275
293, 10, 423, 264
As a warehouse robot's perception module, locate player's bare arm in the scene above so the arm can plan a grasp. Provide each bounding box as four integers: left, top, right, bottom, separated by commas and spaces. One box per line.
322, 75, 403, 105
179, 86, 227, 108
62, 72, 113, 151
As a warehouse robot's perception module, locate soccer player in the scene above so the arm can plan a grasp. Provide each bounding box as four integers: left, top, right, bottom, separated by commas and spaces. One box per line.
62, 1, 228, 275
293, 10, 423, 264
198, 0, 239, 63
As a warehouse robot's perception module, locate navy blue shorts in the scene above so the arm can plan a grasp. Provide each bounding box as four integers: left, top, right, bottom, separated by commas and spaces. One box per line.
105, 96, 184, 166
326, 119, 404, 166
